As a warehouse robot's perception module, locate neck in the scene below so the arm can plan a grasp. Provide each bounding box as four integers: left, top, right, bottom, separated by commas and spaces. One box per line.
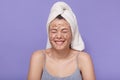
50, 47, 71, 59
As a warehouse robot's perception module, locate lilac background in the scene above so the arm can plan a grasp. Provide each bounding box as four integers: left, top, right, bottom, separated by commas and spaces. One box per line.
0, 0, 120, 80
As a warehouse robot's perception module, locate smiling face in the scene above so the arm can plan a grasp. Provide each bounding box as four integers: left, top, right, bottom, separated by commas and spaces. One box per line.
49, 18, 72, 50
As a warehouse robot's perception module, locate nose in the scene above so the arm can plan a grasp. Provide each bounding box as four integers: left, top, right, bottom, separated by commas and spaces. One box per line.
56, 32, 62, 39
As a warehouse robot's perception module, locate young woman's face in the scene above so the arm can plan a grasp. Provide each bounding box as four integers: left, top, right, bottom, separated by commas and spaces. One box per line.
49, 18, 72, 50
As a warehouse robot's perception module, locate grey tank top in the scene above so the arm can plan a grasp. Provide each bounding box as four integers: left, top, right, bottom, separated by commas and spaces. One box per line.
41, 52, 82, 80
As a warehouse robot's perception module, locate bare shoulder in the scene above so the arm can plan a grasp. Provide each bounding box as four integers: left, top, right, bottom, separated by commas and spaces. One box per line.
77, 51, 96, 80
29, 49, 46, 68
77, 51, 94, 69
31, 50, 45, 60
28, 50, 45, 80
78, 51, 92, 61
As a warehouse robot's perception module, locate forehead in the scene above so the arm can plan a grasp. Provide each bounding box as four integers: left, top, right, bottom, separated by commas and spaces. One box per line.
49, 18, 70, 29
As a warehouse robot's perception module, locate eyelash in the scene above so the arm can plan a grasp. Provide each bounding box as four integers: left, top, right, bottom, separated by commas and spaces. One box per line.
50, 30, 68, 33
51, 31, 57, 33
62, 31, 68, 33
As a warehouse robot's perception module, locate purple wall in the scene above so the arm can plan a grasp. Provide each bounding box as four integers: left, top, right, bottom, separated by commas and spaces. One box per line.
0, 0, 120, 80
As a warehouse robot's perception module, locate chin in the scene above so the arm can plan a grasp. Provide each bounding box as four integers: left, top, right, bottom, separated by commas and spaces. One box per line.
51, 44, 67, 50
54, 46, 66, 51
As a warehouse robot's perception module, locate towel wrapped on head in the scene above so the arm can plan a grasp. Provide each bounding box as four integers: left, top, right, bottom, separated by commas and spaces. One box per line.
46, 1, 85, 51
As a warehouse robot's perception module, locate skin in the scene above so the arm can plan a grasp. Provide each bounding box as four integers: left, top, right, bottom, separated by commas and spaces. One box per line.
27, 18, 96, 80
49, 18, 72, 51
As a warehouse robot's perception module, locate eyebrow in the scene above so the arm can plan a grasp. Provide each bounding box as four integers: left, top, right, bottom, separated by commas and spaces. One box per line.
62, 28, 69, 30
62, 28, 69, 31
50, 27, 70, 31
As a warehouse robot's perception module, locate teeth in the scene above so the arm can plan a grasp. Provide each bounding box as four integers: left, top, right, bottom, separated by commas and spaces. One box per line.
55, 41, 64, 45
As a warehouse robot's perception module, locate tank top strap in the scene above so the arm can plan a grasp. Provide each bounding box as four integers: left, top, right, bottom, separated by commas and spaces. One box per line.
76, 52, 80, 69
42, 50, 46, 69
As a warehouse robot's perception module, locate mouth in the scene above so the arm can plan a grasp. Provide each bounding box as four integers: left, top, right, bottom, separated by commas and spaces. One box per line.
55, 41, 65, 45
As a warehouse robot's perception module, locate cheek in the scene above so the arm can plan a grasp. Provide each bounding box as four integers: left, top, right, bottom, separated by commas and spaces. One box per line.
49, 33, 55, 40
64, 34, 72, 40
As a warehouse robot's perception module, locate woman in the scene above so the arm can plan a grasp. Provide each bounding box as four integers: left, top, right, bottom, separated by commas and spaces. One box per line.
28, 1, 95, 80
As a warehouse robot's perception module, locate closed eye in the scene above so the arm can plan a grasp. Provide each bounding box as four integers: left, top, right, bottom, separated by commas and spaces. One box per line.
62, 29, 69, 33
50, 29, 57, 33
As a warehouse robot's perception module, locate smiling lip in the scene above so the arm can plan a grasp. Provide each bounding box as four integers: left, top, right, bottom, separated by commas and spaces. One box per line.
55, 41, 64, 45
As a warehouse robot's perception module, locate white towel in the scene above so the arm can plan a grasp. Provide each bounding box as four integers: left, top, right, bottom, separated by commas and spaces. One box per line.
46, 1, 85, 51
